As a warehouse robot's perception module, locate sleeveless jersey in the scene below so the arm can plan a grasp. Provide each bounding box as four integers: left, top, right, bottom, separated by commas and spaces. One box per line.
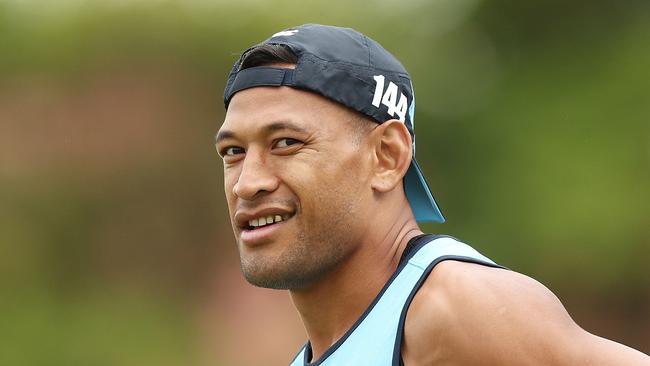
288, 234, 504, 366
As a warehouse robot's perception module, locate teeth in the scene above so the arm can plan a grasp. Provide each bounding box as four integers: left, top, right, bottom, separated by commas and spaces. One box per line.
248, 214, 287, 228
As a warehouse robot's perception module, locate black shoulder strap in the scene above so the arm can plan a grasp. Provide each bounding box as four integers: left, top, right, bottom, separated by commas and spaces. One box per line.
398, 234, 457, 267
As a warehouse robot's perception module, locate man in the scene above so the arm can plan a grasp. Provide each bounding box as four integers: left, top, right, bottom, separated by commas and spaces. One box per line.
215, 24, 649, 365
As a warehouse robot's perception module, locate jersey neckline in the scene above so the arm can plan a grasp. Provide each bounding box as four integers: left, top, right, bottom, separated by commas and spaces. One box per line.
299, 234, 451, 366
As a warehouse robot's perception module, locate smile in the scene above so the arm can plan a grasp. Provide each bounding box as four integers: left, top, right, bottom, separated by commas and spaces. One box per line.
248, 214, 290, 230
240, 213, 293, 246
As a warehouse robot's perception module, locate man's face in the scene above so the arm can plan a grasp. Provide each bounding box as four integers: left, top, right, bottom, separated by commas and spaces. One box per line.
216, 86, 374, 289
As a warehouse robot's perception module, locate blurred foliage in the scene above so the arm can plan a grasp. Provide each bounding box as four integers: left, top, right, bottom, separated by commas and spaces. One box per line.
0, 0, 648, 364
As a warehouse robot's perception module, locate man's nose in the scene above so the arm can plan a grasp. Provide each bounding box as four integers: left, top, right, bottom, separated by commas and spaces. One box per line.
232, 151, 279, 200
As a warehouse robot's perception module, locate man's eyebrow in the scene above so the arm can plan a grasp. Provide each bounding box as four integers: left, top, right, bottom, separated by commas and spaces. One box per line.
265, 121, 309, 134
215, 121, 308, 144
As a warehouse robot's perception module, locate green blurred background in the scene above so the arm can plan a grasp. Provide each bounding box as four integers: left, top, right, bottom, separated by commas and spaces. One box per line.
1, 0, 648, 364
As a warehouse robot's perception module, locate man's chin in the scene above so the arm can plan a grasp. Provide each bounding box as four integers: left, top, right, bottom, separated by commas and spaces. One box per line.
240, 262, 321, 290
242, 271, 307, 290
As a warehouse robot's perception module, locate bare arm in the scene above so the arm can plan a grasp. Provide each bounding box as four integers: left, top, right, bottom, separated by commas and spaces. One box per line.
402, 260, 650, 366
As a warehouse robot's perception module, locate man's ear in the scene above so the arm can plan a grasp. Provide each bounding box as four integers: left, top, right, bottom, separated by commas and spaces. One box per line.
369, 119, 413, 193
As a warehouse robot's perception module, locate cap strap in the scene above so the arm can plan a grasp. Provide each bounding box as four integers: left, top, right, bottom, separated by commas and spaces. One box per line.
225, 67, 296, 106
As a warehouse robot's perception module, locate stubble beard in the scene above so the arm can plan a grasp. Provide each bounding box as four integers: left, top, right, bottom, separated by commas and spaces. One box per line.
239, 200, 358, 290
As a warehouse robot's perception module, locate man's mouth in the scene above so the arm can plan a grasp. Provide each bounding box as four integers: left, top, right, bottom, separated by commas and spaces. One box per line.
245, 214, 291, 231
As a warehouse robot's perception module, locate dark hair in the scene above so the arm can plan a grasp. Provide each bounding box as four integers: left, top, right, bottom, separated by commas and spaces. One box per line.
240, 44, 298, 70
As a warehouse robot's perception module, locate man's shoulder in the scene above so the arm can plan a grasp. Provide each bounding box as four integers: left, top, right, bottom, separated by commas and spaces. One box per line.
403, 259, 539, 340
402, 259, 576, 365
413, 258, 553, 305
409, 259, 561, 320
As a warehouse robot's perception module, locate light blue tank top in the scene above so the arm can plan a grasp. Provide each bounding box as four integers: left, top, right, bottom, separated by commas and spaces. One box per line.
288, 234, 503, 366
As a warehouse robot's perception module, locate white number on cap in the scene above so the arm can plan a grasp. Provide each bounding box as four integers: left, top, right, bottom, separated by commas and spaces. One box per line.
272, 30, 299, 37
371, 75, 408, 122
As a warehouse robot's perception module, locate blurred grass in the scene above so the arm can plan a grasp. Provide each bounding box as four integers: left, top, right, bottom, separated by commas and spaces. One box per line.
0, 287, 193, 366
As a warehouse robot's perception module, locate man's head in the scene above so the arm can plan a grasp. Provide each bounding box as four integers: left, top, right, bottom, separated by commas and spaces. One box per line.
217, 24, 444, 289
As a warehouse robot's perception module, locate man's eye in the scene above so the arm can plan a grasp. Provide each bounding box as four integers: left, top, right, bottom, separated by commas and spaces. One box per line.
274, 138, 301, 148
222, 146, 245, 156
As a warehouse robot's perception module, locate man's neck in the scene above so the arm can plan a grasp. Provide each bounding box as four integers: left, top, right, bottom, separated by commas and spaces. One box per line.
289, 207, 422, 362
